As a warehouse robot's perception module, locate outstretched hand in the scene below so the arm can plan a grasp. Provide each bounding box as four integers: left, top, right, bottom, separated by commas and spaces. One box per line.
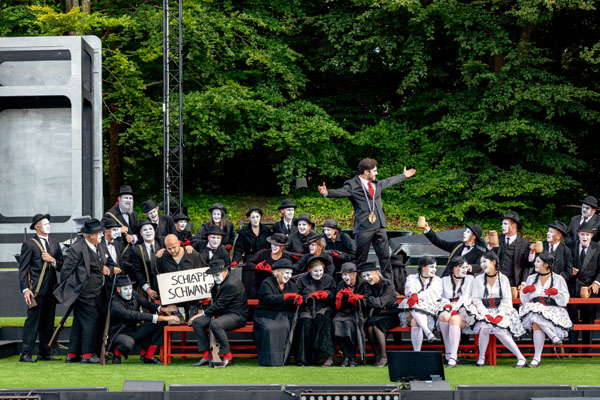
318, 182, 327, 196
404, 166, 416, 178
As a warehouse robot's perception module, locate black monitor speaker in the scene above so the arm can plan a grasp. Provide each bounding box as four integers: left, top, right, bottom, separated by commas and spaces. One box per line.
387, 351, 445, 383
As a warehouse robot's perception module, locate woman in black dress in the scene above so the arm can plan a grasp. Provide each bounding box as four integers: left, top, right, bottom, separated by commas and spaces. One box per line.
295, 233, 335, 276
246, 233, 291, 298
253, 258, 302, 366
197, 203, 235, 249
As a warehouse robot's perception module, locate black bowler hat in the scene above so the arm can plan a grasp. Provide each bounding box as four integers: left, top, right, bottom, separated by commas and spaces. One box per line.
305, 232, 325, 244
272, 258, 294, 271
138, 219, 158, 235
465, 224, 483, 241
206, 259, 228, 275
142, 200, 158, 214
277, 199, 298, 210
205, 225, 225, 236
246, 206, 263, 217
293, 213, 314, 226
323, 219, 339, 230
102, 218, 121, 229
117, 185, 135, 197
209, 203, 228, 214
82, 218, 104, 234
503, 210, 522, 227
548, 221, 568, 237
357, 261, 379, 273
578, 221, 595, 233
581, 196, 598, 209
115, 275, 135, 287
340, 262, 357, 273
267, 233, 288, 246
173, 212, 190, 222
30, 213, 50, 230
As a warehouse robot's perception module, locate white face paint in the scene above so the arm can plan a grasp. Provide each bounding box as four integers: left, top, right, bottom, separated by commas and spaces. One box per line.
342, 272, 354, 286
119, 195, 134, 213
212, 271, 225, 285
501, 219, 510, 234
41, 219, 51, 235
111, 227, 122, 239
212, 210, 222, 224
310, 265, 324, 280
579, 232, 592, 247
534, 257, 543, 273
208, 234, 222, 248
141, 224, 155, 242
309, 242, 318, 255
361, 271, 376, 285
250, 212, 261, 227
582, 204, 593, 218
147, 208, 159, 223
463, 228, 472, 243
281, 268, 293, 284
547, 228, 555, 243
297, 221, 309, 235
422, 264, 437, 278
323, 227, 333, 239
284, 208, 295, 221
120, 285, 133, 301
456, 262, 470, 278
480, 257, 493, 274
177, 220, 187, 231
96, 232, 104, 242
271, 244, 282, 253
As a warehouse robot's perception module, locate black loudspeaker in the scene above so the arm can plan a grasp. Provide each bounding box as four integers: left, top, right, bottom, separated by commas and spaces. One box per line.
284, 385, 399, 394
387, 351, 445, 382
575, 385, 600, 391
169, 384, 282, 392
122, 381, 165, 392
409, 381, 451, 391
456, 385, 573, 391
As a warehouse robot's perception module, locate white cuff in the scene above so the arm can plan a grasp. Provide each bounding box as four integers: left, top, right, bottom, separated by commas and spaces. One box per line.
594, 281, 600, 287
424, 227, 431, 234
157, 306, 161, 313
23, 288, 30, 294
152, 314, 158, 324
142, 283, 150, 291
528, 252, 535, 262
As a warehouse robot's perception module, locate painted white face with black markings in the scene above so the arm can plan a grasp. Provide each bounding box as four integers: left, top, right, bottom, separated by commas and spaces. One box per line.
582, 204, 593, 218
119, 284, 133, 301
284, 208, 295, 220
147, 208, 159, 223
361, 271, 376, 285
456, 262, 470, 278
342, 272, 356, 286
177, 220, 187, 231
281, 268, 293, 284
463, 228, 472, 242
119, 195, 134, 213
323, 227, 333, 239
480, 257, 493, 274
422, 264, 437, 278
40, 219, 51, 235
534, 257, 543, 273
141, 224, 155, 242
250, 212, 261, 227
297, 221, 309, 235
501, 219, 510, 234
212, 210, 222, 224
208, 234, 222, 248
111, 227, 122, 239
271, 244, 281, 253
212, 271, 226, 285
310, 265, 324, 280
579, 231, 592, 247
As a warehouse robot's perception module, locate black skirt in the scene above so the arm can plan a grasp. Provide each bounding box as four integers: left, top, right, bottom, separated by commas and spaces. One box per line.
366, 312, 400, 334
253, 309, 291, 366
295, 308, 335, 365
333, 311, 357, 340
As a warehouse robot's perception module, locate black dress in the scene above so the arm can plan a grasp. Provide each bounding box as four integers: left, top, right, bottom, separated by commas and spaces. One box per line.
246, 249, 291, 298
197, 221, 236, 248
333, 280, 366, 341
363, 278, 399, 333
294, 272, 336, 365
253, 276, 299, 366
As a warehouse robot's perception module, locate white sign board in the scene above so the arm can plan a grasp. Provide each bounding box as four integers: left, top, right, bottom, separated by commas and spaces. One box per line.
156, 267, 214, 305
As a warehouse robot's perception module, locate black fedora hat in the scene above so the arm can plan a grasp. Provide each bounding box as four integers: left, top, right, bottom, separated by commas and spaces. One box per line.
30, 213, 50, 230
209, 203, 228, 214
323, 219, 339, 230
340, 262, 357, 273
357, 261, 379, 273
272, 258, 294, 271
267, 233, 288, 246
246, 206, 263, 217
548, 220, 568, 237
173, 212, 190, 222
580, 196, 598, 209
142, 200, 158, 214
138, 219, 158, 235
293, 213, 314, 226
503, 210, 522, 227
115, 275, 135, 287
206, 259, 228, 275
277, 199, 298, 210
82, 218, 104, 234
465, 224, 483, 241
205, 225, 225, 236
305, 232, 325, 244
117, 185, 135, 197
578, 221, 595, 233
102, 218, 121, 229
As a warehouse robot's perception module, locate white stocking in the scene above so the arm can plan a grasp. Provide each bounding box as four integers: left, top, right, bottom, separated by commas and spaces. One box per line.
478, 327, 490, 362
495, 330, 525, 361
411, 311, 432, 336
438, 321, 450, 359
533, 330, 545, 362
539, 324, 558, 343
448, 324, 462, 361
411, 327, 423, 351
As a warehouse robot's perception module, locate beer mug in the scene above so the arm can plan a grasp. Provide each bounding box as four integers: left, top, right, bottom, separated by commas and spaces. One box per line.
581, 286, 591, 299
488, 230, 499, 248
535, 241, 544, 254
417, 216, 427, 229
511, 287, 518, 299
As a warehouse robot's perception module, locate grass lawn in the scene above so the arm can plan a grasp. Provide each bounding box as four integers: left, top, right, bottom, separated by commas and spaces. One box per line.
1, 356, 600, 391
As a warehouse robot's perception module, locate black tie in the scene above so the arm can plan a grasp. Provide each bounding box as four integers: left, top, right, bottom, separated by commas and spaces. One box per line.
549, 245, 554, 254
150, 244, 155, 256
40, 238, 48, 252
580, 247, 587, 265
287, 224, 291, 234
506, 237, 510, 246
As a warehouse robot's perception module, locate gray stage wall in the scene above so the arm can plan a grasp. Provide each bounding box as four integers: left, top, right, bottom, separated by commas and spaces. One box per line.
0, 36, 102, 267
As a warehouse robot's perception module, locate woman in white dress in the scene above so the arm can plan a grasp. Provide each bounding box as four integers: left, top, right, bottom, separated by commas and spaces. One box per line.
437, 256, 475, 368
519, 251, 572, 367
398, 256, 442, 350
470, 251, 527, 367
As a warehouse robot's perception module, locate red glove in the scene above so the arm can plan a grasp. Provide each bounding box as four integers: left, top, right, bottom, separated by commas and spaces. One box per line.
451, 310, 459, 316
522, 285, 536, 294
348, 293, 365, 305
283, 293, 296, 301
201, 298, 211, 306
308, 291, 320, 298
255, 261, 272, 274
330, 251, 339, 258
230, 261, 238, 267
226, 244, 232, 251
493, 315, 503, 324
443, 304, 452, 310
316, 290, 329, 300
407, 293, 419, 308
544, 288, 559, 296
291, 253, 302, 261
335, 291, 344, 310
485, 314, 495, 323
179, 239, 192, 247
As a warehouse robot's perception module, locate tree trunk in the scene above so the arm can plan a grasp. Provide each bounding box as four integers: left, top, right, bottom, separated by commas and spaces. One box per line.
489, 53, 506, 73
108, 104, 124, 205
65, 0, 73, 12
81, 0, 91, 13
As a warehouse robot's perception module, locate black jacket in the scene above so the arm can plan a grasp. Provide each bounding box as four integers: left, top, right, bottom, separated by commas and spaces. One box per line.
109, 291, 160, 338
102, 205, 140, 260
196, 221, 236, 248
18, 235, 64, 296
256, 276, 299, 319
233, 224, 271, 263
156, 214, 176, 238
131, 238, 164, 291
295, 272, 336, 318
361, 278, 397, 315
286, 229, 316, 256
272, 219, 297, 237
190, 272, 248, 320
156, 250, 202, 274
325, 232, 356, 263
526, 241, 572, 282
568, 240, 600, 288
566, 214, 600, 246
424, 229, 483, 276
493, 234, 529, 286
192, 241, 231, 267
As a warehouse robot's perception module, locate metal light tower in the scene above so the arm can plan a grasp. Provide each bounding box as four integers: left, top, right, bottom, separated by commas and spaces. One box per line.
162, 0, 184, 216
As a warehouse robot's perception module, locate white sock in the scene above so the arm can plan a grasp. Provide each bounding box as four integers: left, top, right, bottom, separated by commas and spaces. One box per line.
495, 331, 525, 360
438, 321, 450, 358
448, 324, 462, 361
411, 311, 432, 336
533, 330, 545, 362
411, 327, 423, 351
478, 327, 490, 362
539, 324, 558, 343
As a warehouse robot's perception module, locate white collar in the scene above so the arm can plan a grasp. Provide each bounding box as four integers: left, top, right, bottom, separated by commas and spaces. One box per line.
85, 239, 97, 252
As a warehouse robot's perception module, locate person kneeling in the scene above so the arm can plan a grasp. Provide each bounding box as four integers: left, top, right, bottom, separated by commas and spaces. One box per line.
109, 275, 180, 364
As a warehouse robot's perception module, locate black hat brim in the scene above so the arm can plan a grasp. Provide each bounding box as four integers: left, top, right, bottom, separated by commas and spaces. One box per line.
547, 223, 567, 237
30, 214, 50, 230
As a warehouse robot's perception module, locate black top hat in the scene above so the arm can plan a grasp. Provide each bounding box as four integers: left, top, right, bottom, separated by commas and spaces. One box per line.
142, 200, 158, 214
503, 210, 521, 227
206, 259, 228, 275
205, 225, 226, 236
209, 203, 228, 214
306, 256, 329, 269
267, 233, 288, 246
323, 219, 339, 230
82, 218, 104, 234
390, 254, 407, 267
465, 224, 483, 241
293, 213, 314, 226
272, 258, 294, 270
246, 206, 263, 217
305, 232, 325, 244
548, 221, 568, 237
102, 218, 121, 229
138, 219, 158, 235
357, 261, 379, 273
173, 212, 190, 222
117, 185, 135, 197
277, 199, 298, 210
30, 213, 51, 230
340, 262, 357, 273
115, 275, 135, 287
580, 196, 598, 209
578, 221, 595, 233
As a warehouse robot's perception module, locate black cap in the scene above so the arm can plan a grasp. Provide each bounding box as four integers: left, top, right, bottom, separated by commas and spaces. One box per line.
293, 213, 314, 226
142, 200, 158, 214
277, 199, 298, 210
206, 259, 227, 275
465, 224, 483, 241
548, 221, 568, 237
340, 262, 357, 273
357, 261, 378, 273
272, 258, 294, 270
246, 206, 263, 217
173, 212, 190, 222
117, 185, 135, 197
503, 210, 521, 227
323, 219, 339, 230
267, 233, 288, 246
82, 218, 104, 234
209, 203, 228, 214
115, 275, 135, 287
138, 219, 158, 235
581, 196, 598, 209
305, 232, 325, 244
30, 213, 50, 230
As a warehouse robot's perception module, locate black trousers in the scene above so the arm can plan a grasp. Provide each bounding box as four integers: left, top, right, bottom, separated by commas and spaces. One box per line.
355, 228, 392, 281
192, 313, 246, 354
22, 290, 56, 356
68, 300, 98, 354
242, 268, 255, 299
113, 322, 165, 356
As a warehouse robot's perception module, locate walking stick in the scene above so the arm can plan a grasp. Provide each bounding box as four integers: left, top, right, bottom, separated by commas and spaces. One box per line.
356, 299, 367, 365
100, 273, 119, 365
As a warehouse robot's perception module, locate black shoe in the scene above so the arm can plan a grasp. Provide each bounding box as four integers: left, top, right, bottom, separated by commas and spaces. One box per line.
37, 355, 61, 361
81, 355, 100, 364
340, 358, 349, 367
65, 355, 81, 363
142, 356, 160, 364
322, 356, 334, 367
19, 354, 36, 363
112, 356, 122, 365
349, 359, 358, 367
375, 357, 388, 368
191, 358, 209, 367
221, 358, 233, 367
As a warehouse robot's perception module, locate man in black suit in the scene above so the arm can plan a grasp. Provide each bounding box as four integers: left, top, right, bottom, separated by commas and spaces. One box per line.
102, 185, 139, 261
173, 212, 192, 242
193, 226, 231, 267
286, 213, 317, 257
132, 219, 164, 300
323, 219, 356, 273
318, 158, 416, 281
142, 199, 175, 238
189, 259, 248, 367
54, 219, 116, 364
272, 199, 298, 238
421, 221, 484, 276
18, 214, 64, 362
566, 196, 600, 245
526, 221, 572, 282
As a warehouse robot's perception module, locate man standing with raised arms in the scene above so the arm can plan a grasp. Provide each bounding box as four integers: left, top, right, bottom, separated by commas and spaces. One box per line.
318, 158, 415, 281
